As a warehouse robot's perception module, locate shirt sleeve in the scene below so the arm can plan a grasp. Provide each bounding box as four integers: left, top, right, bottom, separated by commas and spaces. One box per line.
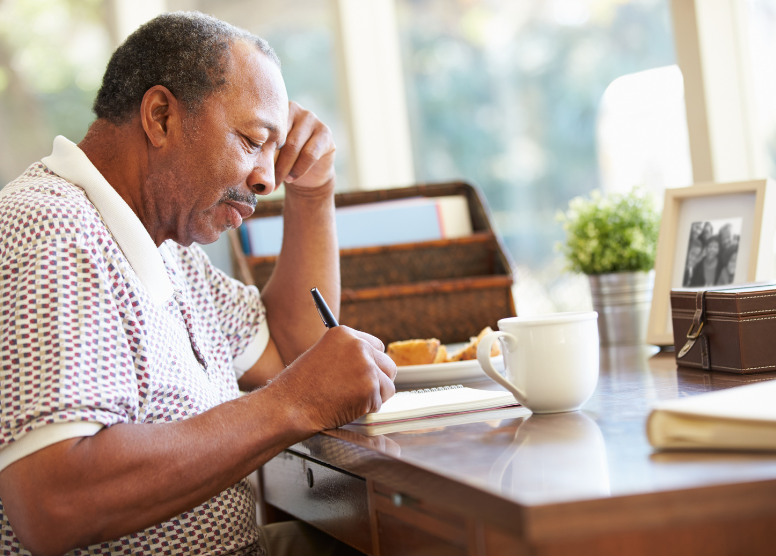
179, 244, 270, 379
0, 235, 140, 471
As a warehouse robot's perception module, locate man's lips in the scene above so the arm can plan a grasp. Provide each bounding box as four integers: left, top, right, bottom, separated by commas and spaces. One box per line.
226, 201, 255, 219
223, 201, 255, 227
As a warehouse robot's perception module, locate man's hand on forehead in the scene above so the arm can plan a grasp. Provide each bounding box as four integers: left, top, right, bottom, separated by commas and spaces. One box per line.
273, 101, 336, 189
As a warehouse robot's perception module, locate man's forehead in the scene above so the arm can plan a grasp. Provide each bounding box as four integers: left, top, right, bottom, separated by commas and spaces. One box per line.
221, 40, 289, 134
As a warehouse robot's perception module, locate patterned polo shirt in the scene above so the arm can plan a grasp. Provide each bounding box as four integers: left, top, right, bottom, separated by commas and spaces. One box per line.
0, 136, 270, 554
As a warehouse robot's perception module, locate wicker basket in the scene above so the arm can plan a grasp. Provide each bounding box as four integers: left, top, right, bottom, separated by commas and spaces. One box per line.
229, 181, 516, 345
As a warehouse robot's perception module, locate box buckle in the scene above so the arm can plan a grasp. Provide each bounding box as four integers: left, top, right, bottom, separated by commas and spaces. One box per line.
677, 291, 710, 369
686, 321, 704, 340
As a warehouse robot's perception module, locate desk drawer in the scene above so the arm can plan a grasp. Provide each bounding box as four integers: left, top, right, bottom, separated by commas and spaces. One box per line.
262, 450, 371, 554
372, 482, 471, 555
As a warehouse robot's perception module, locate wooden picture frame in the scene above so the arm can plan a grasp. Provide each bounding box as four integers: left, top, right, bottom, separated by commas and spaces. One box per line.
647, 179, 776, 346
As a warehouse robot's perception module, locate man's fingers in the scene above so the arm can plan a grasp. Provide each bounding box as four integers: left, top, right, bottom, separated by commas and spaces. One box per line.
286, 133, 333, 182
274, 102, 335, 186
346, 327, 385, 353
274, 115, 315, 184
377, 369, 396, 404
372, 349, 398, 382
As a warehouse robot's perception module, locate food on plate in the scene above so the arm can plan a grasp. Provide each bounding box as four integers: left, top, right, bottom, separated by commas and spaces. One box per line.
446, 327, 500, 362
432, 345, 448, 364
386, 327, 500, 366
386, 338, 442, 366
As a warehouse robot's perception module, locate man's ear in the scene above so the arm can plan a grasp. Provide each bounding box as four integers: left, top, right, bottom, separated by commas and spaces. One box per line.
140, 85, 182, 148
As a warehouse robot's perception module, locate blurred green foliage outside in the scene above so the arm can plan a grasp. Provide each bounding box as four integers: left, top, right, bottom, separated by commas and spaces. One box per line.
397, 0, 675, 270
0, 0, 112, 184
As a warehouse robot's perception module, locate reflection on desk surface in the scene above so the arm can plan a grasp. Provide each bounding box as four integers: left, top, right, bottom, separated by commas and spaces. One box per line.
486, 411, 610, 504
306, 349, 776, 508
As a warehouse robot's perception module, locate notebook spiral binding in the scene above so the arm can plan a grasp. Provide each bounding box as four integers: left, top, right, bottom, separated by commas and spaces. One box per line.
395, 384, 464, 397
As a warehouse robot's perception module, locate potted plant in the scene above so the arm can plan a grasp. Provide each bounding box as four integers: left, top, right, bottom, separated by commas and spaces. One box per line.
558, 188, 660, 346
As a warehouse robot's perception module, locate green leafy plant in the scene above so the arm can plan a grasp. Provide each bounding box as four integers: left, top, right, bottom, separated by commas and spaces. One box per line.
557, 188, 659, 275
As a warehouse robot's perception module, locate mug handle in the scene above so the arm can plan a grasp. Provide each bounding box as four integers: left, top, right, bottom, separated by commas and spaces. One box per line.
477, 331, 528, 403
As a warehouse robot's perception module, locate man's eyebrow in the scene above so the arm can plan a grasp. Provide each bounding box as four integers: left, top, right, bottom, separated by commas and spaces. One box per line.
245, 118, 282, 136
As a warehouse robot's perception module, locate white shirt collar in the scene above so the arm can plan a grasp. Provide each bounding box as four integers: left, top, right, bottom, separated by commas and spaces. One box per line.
42, 136, 174, 305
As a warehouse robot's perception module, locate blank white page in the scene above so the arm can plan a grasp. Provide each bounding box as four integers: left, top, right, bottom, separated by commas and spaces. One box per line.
353, 385, 518, 425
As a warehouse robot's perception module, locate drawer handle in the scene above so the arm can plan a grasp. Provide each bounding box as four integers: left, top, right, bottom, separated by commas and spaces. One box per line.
306, 467, 314, 488
392, 492, 418, 507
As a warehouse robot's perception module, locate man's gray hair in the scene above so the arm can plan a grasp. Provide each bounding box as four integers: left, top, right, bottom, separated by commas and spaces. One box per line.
93, 11, 280, 124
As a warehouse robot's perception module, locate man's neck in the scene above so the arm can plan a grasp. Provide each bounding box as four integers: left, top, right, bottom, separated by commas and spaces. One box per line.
78, 119, 162, 243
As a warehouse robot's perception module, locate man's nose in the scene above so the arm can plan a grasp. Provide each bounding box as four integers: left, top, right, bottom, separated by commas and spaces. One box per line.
247, 157, 275, 196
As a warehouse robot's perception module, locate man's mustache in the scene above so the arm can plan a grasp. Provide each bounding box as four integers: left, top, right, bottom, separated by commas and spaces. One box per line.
221, 187, 258, 208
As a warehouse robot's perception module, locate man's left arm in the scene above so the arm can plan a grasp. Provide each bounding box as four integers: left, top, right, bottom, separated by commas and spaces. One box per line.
238, 102, 339, 390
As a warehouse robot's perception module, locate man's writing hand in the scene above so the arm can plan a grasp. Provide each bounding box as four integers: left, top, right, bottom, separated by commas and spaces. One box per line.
269, 326, 397, 433
274, 101, 336, 189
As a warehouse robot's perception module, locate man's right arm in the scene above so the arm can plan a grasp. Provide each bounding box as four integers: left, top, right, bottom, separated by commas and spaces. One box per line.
0, 326, 395, 556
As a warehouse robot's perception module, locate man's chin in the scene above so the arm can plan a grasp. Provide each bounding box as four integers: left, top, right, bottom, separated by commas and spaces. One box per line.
180, 226, 227, 247
194, 229, 227, 246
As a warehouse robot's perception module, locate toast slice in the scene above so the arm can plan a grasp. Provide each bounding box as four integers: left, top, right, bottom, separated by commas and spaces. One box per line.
386, 338, 442, 366
446, 327, 500, 362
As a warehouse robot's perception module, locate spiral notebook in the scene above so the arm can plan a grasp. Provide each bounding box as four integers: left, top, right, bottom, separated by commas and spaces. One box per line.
344, 385, 527, 436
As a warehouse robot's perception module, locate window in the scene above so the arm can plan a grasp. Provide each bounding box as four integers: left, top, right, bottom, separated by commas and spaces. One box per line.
597, 64, 691, 197
396, 0, 676, 312
0, 0, 111, 185
747, 0, 776, 179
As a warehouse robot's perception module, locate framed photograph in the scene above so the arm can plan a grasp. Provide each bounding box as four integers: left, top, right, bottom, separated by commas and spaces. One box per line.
647, 179, 776, 345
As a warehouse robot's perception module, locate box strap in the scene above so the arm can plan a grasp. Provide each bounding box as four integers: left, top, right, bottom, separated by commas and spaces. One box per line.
677, 290, 711, 369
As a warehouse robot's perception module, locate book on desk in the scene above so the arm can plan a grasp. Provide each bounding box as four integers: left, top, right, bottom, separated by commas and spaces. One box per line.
647, 379, 776, 451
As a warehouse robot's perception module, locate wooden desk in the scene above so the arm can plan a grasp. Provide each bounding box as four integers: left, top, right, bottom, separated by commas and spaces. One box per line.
259, 348, 776, 555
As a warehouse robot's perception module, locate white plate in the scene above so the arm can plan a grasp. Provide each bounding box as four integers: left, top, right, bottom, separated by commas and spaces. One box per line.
394, 350, 504, 388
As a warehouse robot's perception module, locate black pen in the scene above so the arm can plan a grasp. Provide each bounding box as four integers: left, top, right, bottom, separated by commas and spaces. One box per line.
311, 287, 339, 328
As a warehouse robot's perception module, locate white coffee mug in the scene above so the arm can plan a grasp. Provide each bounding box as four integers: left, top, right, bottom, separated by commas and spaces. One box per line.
477, 312, 599, 414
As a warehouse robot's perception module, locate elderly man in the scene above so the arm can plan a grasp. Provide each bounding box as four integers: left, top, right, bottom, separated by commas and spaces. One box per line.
0, 12, 395, 556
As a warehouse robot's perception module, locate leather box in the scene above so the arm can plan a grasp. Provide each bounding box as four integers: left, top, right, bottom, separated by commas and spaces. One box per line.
671, 284, 776, 374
